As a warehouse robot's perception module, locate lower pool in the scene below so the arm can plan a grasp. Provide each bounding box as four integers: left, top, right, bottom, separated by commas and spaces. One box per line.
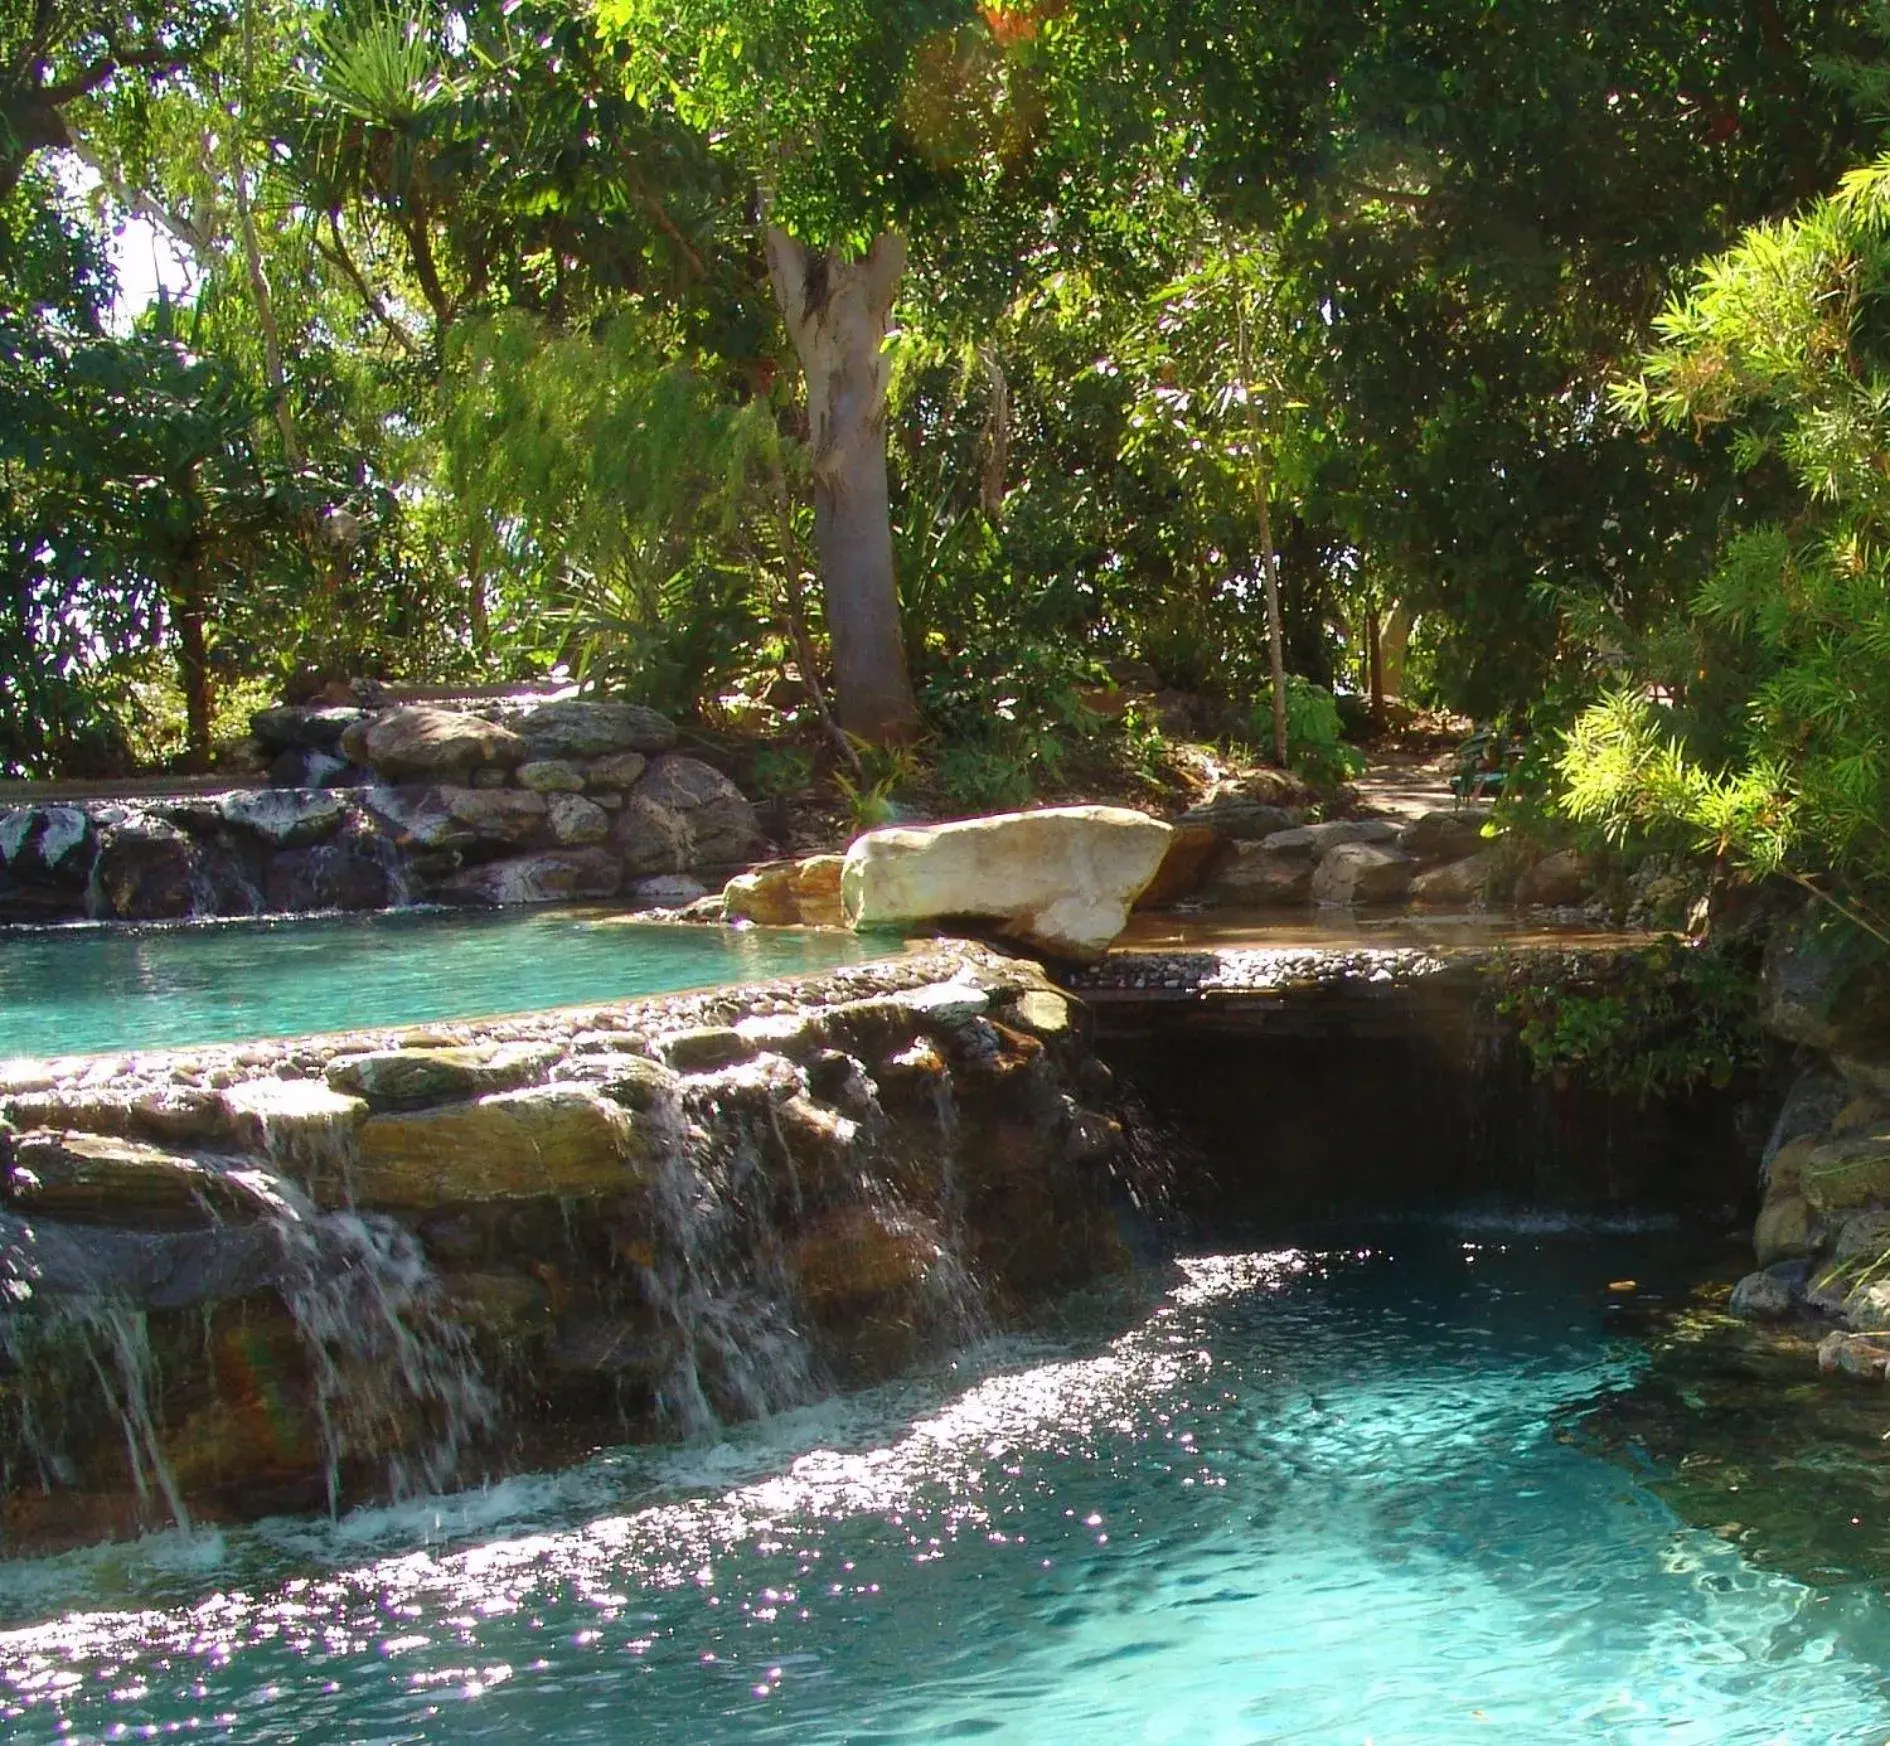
0, 910, 880, 1058
3, 1229, 1886, 1743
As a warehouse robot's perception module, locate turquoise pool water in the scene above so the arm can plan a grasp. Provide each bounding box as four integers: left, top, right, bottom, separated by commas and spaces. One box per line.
0, 910, 879, 1058
5, 1230, 1889, 1743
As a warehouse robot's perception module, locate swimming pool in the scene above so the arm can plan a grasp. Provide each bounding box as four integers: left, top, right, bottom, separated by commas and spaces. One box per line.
3, 1228, 1882, 1744
0, 909, 880, 1058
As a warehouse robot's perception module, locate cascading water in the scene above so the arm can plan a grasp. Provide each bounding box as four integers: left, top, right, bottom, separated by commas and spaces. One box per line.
264, 1182, 496, 1512
637, 1065, 820, 1436
0, 1301, 191, 1536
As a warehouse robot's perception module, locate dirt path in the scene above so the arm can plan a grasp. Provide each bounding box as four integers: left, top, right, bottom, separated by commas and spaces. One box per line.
1349, 748, 1460, 821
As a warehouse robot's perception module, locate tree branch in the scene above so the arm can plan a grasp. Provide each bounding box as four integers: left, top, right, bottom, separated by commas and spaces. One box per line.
64, 136, 216, 261
317, 209, 422, 354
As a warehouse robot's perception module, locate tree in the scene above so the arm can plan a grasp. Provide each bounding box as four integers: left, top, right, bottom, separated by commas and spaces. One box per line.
1058, 0, 1878, 714
600, 0, 1077, 742
0, 0, 229, 201
1560, 152, 1890, 932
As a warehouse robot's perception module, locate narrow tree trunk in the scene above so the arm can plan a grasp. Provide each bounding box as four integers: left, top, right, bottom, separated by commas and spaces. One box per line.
1233, 284, 1288, 767
174, 571, 213, 772
1254, 467, 1289, 768
764, 225, 921, 745
1380, 601, 1413, 701
232, 0, 301, 468
977, 343, 1010, 518
1366, 605, 1385, 730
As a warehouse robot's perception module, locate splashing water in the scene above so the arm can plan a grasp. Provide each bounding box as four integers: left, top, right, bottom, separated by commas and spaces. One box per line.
264, 1181, 496, 1512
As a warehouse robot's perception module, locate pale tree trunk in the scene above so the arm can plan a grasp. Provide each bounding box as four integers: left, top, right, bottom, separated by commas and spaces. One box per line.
1233, 284, 1288, 767
1380, 601, 1413, 701
764, 225, 921, 745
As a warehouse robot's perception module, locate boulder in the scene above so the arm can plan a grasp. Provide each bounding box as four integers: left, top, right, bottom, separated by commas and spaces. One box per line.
1409, 852, 1493, 909
1799, 1125, 1890, 1212
218, 1078, 367, 1170
351, 1086, 644, 1206
340, 706, 526, 780
1313, 842, 1416, 907
1760, 905, 1890, 1061
656, 1027, 756, 1072
792, 1203, 944, 1313
436, 848, 622, 906
0, 806, 93, 878
263, 822, 399, 912
1765, 1068, 1850, 1175
515, 758, 587, 794
5, 1130, 267, 1229
1259, 818, 1399, 859
1177, 797, 1295, 843
1818, 1330, 1890, 1381
1398, 806, 1491, 863
1136, 823, 1223, 909
366, 784, 546, 850
1515, 848, 1591, 908
723, 862, 801, 926
1729, 1261, 1810, 1320
515, 699, 679, 759
93, 816, 199, 919
249, 704, 366, 751
326, 1042, 561, 1107
792, 854, 847, 928
546, 793, 612, 846
584, 751, 649, 791
842, 806, 1172, 959
613, 754, 761, 873
1199, 840, 1314, 907
1834, 1210, 1890, 1263
630, 873, 709, 908
1753, 1192, 1815, 1265
218, 789, 349, 848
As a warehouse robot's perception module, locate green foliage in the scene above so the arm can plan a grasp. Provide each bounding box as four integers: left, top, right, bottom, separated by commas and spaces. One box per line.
834, 739, 922, 832
1501, 940, 1768, 1104
1253, 676, 1365, 788
751, 744, 815, 799
1562, 151, 1890, 919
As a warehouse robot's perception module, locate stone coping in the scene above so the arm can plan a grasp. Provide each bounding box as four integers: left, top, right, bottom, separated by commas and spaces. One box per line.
1059, 936, 1666, 1001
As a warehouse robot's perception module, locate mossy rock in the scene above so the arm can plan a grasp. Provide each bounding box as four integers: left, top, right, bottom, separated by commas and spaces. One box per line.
1799, 1126, 1890, 1212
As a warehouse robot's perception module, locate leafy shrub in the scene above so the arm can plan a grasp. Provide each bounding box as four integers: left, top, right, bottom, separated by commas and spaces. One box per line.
1499, 938, 1767, 1102
1253, 676, 1366, 786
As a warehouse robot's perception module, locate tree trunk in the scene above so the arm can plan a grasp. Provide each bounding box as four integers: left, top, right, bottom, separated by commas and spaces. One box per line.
1232, 282, 1289, 767
764, 225, 921, 745
1366, 605, 1385, 730
1380, 601, 1413, 701
174, 570, 214, 772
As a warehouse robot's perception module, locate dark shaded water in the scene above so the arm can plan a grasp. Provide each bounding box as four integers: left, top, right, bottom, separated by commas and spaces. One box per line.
4, 1229, 1887, 1743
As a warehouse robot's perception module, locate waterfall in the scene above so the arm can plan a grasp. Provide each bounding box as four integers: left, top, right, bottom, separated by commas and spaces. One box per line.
263, 1176, 496, 1513
635, 1068, 819, 1437
0, 1301, 192, 1536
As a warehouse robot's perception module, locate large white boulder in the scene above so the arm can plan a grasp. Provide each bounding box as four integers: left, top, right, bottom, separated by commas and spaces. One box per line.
841, 806, 1172, 959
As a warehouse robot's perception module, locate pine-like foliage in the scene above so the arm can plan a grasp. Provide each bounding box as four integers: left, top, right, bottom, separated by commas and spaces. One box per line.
1567, 153, 1890, 913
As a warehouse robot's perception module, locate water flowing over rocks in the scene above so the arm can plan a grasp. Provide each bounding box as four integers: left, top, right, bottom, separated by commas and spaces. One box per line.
0, 943, 1145, 1552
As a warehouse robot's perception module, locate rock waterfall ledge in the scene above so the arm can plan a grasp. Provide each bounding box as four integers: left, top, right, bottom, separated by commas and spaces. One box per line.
0, 943, 1145, 1554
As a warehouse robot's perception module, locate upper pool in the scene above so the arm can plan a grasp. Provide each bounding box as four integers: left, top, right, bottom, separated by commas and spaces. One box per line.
0, 909, 882, 1059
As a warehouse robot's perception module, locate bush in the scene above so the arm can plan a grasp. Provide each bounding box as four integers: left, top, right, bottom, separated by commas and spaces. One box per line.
1252, 676, 1366, 787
